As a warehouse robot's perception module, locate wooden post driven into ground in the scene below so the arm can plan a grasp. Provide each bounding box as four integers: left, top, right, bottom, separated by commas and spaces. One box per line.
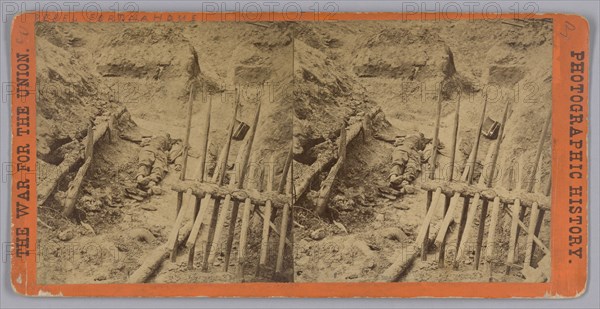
62, 122, 95, 217
482, 98, 510, 279
169, 84, 195, 261
422, 84, 444, 261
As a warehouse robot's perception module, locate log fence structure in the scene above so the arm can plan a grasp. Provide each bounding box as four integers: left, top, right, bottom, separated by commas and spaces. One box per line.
162, 87, 294, 282
415, 95, 552, 281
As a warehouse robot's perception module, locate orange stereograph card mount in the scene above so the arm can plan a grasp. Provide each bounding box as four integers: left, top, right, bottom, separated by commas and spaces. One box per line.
11, 12, 588, 298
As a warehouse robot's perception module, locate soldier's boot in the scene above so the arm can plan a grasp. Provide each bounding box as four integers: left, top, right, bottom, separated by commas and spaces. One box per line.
146, 181, 162, 196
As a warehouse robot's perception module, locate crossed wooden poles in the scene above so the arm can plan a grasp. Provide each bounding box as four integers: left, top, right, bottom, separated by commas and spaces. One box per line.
417, 89, 552, 280
165, 85, 293, 281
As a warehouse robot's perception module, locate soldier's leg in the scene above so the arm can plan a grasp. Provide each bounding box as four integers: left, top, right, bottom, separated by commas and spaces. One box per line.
149, 151, 168, 183
402, 152, 423, 183
136, 149, 155, 187
390, 149, 409, 186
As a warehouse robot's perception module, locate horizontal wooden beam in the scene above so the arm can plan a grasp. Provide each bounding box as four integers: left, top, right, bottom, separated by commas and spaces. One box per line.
171, 180, 290, 208
420, 180, 550, 210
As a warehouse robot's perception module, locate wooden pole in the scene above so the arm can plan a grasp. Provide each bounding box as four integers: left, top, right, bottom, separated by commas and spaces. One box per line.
487, 98, 510, 188
237, 158, 259, 280
187, 95, 212, 268
527, 110, 551, 193
316, 127, 346, 217
454, 193, 480, 267
468, 93, 489, 184
62, 122, 95, 217
448, 94, 461, 181
169, 84, 195, 261
524, 202, 540, 267
198, 97, 235, 272
506, 199, 524, 275
435, 143, 475, 263
186, 92, 238, 268
207, 175, 236, 265
473, 199, 489, 270
275, 201, 291, 278
529, 209, 546, 265
438, 194, 451, 266
223, 95, 262, 272
484, 196, 501, 280
416, 188, 443, 248
274, 155, 294, 280
423, 85, 443, 260
258, 155, 275, 275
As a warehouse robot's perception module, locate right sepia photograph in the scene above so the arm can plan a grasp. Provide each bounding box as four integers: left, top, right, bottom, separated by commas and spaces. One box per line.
292, 19, 553, 283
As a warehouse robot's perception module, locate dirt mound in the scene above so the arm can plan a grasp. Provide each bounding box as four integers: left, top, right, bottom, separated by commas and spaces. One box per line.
352, 28, 476, 99
35, 24, 119, 164
293, 37, 374, 161
95, 24, 220, 101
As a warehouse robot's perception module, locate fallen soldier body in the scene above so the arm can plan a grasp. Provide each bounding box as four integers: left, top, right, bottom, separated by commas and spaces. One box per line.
374, 131, 432, 193
135, 133, 181, 195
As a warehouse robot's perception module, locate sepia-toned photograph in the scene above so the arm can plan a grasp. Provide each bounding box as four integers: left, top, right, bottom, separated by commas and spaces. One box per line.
35, 18, 552, 285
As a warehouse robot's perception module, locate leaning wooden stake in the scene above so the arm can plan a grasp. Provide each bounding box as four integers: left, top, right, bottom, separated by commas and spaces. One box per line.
482, 99, 510, 277
168, 84, 195, 261
484, 196, 501, 280
237, 156, 260, 280
454, 193, 481, 267
423, 86, 443, 261
448, 93, 461, 181
223, 97, 262, 272
62, 122, 94, 217
187, 91, 239, 271
258, 155, 276, 275
468, 93, 489, 184
275, 169, 293, 279
527, 110, 551, 193
416, 188, 443, 248
187, 95, 213, 268
506, 199, 524, 275
128, 223, 192, 283
316, 126, 347, 217
524, 202, 540, 267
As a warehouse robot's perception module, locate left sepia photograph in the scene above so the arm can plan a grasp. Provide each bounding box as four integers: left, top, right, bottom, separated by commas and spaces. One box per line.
35, 21, 294, 284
